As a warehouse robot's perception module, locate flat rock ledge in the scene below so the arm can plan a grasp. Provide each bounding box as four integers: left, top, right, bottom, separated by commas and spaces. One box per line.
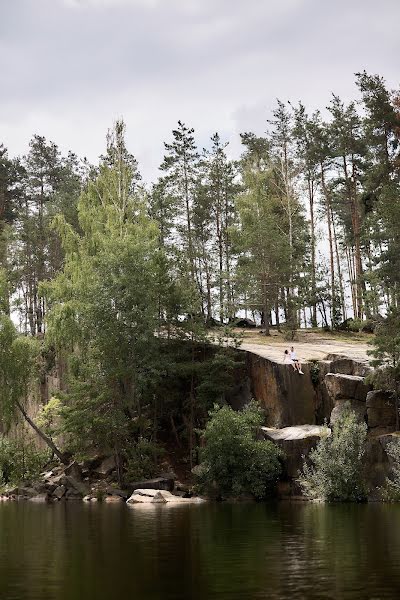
127, 489, 206, 505
261, 424, 331, 441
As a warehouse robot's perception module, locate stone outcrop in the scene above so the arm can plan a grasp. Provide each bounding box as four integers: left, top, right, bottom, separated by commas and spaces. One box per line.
238, 351, 319, 427
126, 488, 206, 505
366, 390, 397, 429
324, 373, 370, 402
261, 425, 330, 480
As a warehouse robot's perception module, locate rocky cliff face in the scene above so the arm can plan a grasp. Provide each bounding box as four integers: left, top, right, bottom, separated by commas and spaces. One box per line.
233, 349, 370, 428
233, 348, 398, 498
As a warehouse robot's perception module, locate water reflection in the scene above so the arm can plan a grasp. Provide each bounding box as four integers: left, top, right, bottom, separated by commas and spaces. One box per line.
0, 502, 399, 599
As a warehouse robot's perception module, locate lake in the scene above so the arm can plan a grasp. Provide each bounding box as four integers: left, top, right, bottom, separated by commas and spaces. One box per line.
0, 501, 399, 599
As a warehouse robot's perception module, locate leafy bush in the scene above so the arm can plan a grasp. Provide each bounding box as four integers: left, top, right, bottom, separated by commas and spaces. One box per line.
298, 405, 367, 502
309, 359, 320, 386
197, 401, 283, 499
0, 436, 50, 485
124, 437, 164, 482
36, 397, 63, 441
348, 318, 362, 332
382, 438, 400, 501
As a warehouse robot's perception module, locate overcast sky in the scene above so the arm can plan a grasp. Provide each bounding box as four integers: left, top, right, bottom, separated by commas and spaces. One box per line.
1, 0, 399, 182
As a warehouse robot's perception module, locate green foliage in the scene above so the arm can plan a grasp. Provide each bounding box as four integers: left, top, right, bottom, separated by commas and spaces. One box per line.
36, 397, 63, 440
0, 315, 40, 426
382, 437, 400, 501
0, 436, 50, 485
298, 406, 367, 502
368, 308, 400, 429
197, 401, 283, 499
309, 359, 320, 386
124, 438, 164, 482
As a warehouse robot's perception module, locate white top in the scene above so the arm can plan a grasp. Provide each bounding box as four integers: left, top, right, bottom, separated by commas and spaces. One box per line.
290, 350, 297, 361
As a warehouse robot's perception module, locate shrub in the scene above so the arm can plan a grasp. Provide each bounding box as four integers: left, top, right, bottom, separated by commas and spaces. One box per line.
383, 438, 400, 501
197, 401, 283, 499
124, 437, 164, 482
298, 405, 367, 502
0, 436, 50, 486
309, 359, 320, 386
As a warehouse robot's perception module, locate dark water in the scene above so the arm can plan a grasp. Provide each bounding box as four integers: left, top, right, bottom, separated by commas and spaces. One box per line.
0, 502, 399, 600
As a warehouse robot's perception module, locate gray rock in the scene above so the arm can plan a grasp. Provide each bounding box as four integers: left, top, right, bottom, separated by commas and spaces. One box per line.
105, 487, 129, 499
93, 456, 116, 478
18, 487, 38, 498
261, 425, 331, 479
366, 390, 397, 428
325, 372, 370, 401
29, 494, 48, 503
104, 495, 124, 503
64, 476, 89, 497
53, 485, 66, 499
127, 491, 167, 504
63, 461, 82, 480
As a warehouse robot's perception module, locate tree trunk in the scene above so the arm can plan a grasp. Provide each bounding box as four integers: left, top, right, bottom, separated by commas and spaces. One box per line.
15, 399, 69, 464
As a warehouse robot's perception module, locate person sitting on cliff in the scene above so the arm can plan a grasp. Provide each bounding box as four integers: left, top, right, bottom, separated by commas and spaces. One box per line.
284, 349, 296, 371
290, 346, 304, 375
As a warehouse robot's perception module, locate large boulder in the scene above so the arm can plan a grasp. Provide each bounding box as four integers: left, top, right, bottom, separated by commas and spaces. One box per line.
127, 489, 205, 505
326, 354, 371, 377
366, 390, 397, 428
93, 456, 116, 478
261, 425, 331, 479
126, 491, 167, 504
325, 373, 370, 401
127, 477, 175, 494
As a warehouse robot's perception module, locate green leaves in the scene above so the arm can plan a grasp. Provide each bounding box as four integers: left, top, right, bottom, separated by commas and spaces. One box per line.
197, 401, 283, 499
298, 406, 367, 502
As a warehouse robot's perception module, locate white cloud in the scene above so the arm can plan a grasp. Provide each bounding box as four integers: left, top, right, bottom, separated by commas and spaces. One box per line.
1, 0, 399, 182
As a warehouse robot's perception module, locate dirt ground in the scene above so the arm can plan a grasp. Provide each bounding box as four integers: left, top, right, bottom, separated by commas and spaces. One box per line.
231, 328, 372, 364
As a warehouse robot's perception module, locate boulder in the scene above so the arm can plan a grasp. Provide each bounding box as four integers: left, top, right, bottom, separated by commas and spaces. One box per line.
330, 400, 367, 426
126, 491, 167, 504
53, 485, 66, 499
325, 373, 370, 401
127, 477, 175, 494
105, 487, 129, 499
326, 355, 371, 377
18, 487, 38, 498
104, 495, 124, 503
63, 461, 82, 480
93, 456, 116, 478
64, 476, 89, 497
128, 489, 205, 504
261, 425, 331, 479
28, 494, 48, 503
366, 390, 397, 428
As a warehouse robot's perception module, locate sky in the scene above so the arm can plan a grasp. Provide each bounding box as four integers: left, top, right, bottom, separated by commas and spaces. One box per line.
1, 0, 399, 182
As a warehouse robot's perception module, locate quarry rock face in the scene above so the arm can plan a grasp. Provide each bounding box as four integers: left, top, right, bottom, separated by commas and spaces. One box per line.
261, 425, 331, 479
324, 373, 371, 402
242, 351, 319, 427
366, 390, 397, 429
